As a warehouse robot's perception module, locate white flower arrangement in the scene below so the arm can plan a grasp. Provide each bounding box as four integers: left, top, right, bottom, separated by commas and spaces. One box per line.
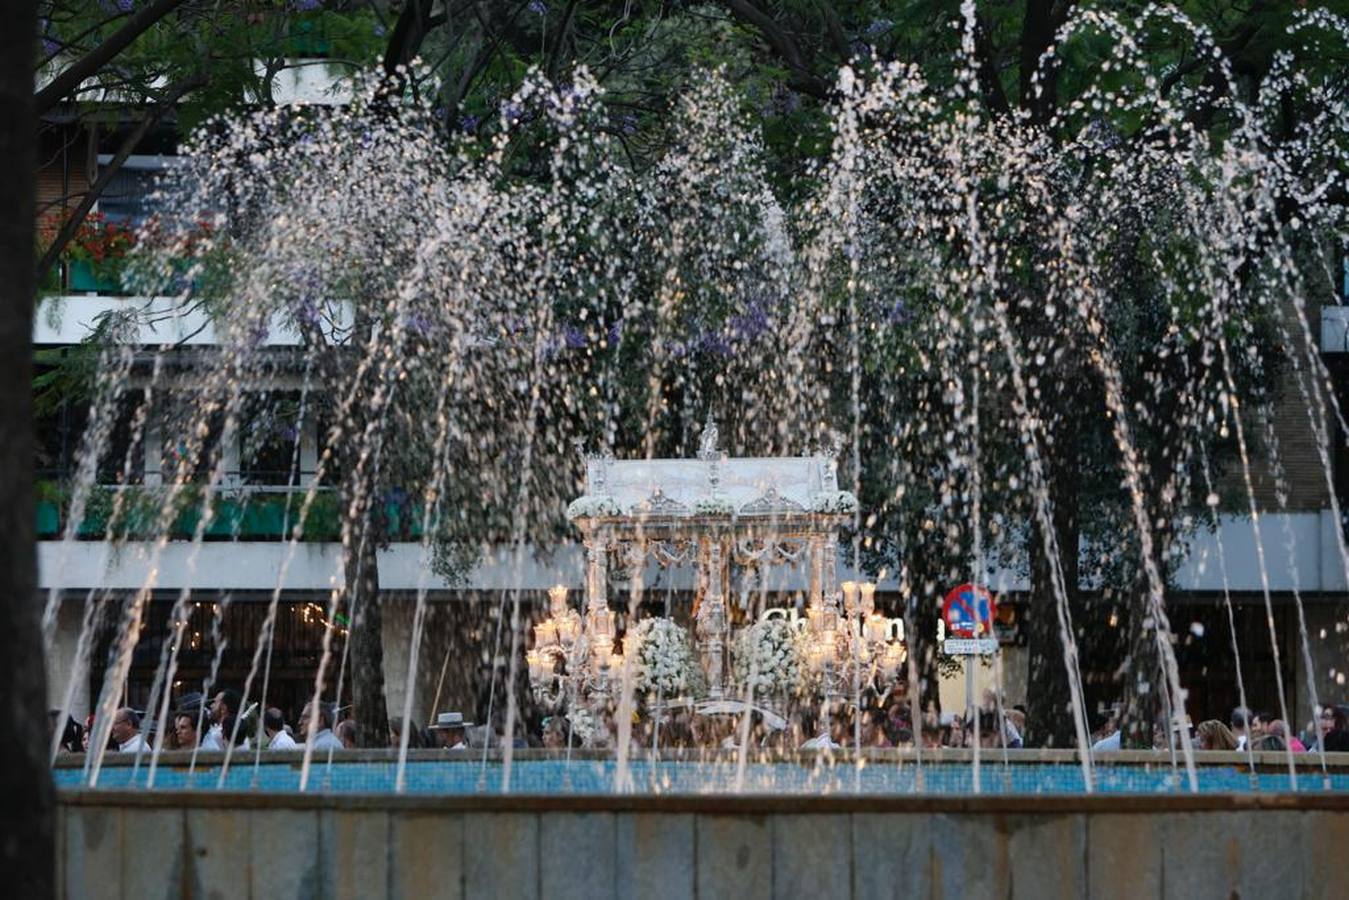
629, 617, 705, 698
810, 490, 859, 514
566, 706, 605, 747
565, 494, 622, 520
694, 494, 735, 516
732, 618, 805, 696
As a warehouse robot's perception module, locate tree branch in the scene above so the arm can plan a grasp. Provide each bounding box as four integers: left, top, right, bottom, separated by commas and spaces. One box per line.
382, 0, 438, 75
545, 0, 582, 82
34, 0, 190, 115
35, 73, 207, 284
721, 0, 830, 100
1018, 0, 1075, 124
974, 12, 1010, 115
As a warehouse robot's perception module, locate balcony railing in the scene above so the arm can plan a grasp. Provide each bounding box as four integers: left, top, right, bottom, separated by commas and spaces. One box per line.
35, 481, 425, 542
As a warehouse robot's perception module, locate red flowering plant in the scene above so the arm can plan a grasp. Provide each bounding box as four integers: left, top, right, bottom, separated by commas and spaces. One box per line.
60, 212, 137, 280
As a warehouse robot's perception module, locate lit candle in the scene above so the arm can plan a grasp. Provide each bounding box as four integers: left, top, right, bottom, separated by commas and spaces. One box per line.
526, 650, 548, 682
841, 580, 858, 616
548, 584, 568, 616
535, 619, 558, 647
864, 614, 888, 645
859, 582, 876, 616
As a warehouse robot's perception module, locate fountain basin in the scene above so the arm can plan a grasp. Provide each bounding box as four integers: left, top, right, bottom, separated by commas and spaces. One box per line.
56, 751, 1349, 898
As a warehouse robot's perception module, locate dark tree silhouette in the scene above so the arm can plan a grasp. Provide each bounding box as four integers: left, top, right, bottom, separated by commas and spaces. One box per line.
2, 0, 55, 894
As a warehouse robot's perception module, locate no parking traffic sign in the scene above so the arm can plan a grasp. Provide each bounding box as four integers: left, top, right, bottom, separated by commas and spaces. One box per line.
942, 583, 998, 655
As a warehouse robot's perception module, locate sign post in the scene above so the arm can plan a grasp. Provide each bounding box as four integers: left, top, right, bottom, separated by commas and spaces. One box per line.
942, 583, 999, 790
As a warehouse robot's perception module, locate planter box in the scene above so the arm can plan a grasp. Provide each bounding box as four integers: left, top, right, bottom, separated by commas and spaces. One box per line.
36, 501, 60, 536
67, 260, 120, 294
241, 500, 292, 538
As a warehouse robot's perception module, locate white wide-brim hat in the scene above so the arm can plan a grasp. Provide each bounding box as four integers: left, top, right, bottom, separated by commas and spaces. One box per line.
429, 711, 474, 730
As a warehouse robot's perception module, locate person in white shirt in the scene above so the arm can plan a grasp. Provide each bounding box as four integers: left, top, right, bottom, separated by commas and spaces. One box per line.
200, 689, 241, 751
1091, 730, 1122, 752
264, 708, 297, 750
111, 707, 150, 753
299, 701, 344, 751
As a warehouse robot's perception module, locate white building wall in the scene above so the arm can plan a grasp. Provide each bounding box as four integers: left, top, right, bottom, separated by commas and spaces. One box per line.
37, 511, 1349, 594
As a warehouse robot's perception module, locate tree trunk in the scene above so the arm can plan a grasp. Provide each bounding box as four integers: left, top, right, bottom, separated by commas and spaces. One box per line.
1117, 442, 1180, 748
1, 0, 55, 892
1024, 421, 1083, 748
911, 596, 943, 713
344, 491, 389, 749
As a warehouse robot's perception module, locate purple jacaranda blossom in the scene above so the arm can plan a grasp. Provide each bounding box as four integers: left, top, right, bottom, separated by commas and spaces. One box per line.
865, 18, 892, 38
700, 331, 734, 357
500, 101, 524, 124
117, 0, 135, 11
291, 0, 322, 10
562, 324, 587, 349
614, 113, 638, 135
404, 312, 434, 336
885, 300, 912, 325
528, 0, 547, 14
606, 318, 623, 345
729, 302, 770, 343
458, 114, 480, 133
865, 296, 911, 326
42, 37, 60, 58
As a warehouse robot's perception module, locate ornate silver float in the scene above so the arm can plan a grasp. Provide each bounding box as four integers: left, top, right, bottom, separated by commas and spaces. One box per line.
527, 419, 905, 724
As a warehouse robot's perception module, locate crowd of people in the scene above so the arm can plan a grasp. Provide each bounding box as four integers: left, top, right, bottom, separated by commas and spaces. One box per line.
49, 684, 1349, 756
49, 688, 482, 756
1090, 704, 1349, 753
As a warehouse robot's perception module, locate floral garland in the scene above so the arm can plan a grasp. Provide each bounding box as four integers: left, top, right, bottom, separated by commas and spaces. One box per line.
565, 494, 622, 520
732, 618, 804, 696
693, 494, 734, 515
629, 617, 704, 698
810, 491, 859, 514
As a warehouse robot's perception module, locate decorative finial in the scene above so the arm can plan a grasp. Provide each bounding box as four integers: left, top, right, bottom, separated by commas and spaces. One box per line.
574, 438, 612, 494
698, 410, 719, 459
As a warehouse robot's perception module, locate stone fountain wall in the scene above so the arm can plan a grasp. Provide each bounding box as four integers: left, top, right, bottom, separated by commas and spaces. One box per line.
58, 788, 1349, 899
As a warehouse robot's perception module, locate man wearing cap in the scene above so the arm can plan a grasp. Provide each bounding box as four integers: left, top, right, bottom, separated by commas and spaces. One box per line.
429, 712, 473, 750
111, 707, 150, 753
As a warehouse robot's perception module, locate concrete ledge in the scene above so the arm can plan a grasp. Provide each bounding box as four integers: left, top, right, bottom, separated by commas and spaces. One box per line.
58, 787, 1349, 815
57, 792, 1349, 900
